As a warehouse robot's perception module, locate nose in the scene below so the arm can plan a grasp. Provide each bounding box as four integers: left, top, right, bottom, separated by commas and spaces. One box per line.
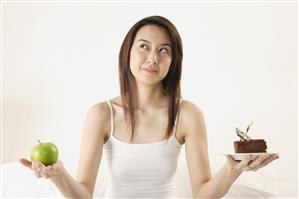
146, 51, 158, 65
147, 58, 157, 65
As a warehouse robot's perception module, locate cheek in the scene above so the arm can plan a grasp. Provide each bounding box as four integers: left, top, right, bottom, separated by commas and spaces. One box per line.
161, 57, 172, 75
129, 52, 145, 78
130, 51, 144, 70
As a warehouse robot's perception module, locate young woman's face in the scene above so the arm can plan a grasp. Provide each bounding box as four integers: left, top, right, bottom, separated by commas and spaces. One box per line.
129, 25, 172, 86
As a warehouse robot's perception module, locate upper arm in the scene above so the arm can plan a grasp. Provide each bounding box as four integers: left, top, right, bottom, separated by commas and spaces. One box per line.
75, 102, 110, 195
180, 101, 211, 196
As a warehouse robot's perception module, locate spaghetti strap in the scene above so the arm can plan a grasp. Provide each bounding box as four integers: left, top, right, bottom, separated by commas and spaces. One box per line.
102, 99, 183, 197
106, 100, 114, 137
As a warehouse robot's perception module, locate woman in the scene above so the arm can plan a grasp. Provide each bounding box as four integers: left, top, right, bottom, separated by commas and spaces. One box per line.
20, 15, 279, 198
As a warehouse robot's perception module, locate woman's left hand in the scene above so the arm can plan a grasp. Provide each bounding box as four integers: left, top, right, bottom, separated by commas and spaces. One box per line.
226, 154, 279, 172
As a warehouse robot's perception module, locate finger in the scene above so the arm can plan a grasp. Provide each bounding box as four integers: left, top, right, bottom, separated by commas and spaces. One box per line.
254, 154, 279, 170
34, 165, 50, 179
226, 155, 239, 166
19, 158, 32, 169
236, 155, 252, 170
32, 160, 46, 170
42, 165, 54, 177
43, 166, 57, 179
33, 170, 42, 178
33, 161, 48, 176
50, 161, 65, 179
20, 159, 48, 179
52, 160, 63, 171
40, 171, 49, 179
248, 154, 269, 169
31, 163, 44, 178
31, 165, 43, 178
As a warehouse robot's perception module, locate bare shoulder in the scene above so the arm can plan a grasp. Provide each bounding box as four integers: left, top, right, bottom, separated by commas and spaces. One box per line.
87, 101, 110, 122
179, 100, 210, 194
85, 101, 111, 140
76, 101, 111, 192
179, 100, 206, 139
180, 100, 205, 125
88, 101, 110, 114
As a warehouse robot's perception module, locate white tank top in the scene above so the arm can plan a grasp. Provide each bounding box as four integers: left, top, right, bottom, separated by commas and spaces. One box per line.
103, 99, 183, 198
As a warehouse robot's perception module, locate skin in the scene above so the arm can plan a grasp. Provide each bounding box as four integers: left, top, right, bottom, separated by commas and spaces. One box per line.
129, 25, 172, 110
19, 24, 279, 198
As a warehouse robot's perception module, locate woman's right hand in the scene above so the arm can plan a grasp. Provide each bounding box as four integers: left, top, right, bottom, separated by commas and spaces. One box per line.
19, 158, 65, 180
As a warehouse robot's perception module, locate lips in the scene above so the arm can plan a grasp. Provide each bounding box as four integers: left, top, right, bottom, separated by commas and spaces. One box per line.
141, 65, 158, 73
143, 68, 158, 73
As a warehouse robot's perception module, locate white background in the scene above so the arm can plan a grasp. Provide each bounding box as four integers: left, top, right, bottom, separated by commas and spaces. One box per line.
2, 1, 297, 197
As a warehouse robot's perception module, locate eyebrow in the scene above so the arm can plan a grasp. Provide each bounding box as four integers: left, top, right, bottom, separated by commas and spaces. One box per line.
137, 39, 171, 47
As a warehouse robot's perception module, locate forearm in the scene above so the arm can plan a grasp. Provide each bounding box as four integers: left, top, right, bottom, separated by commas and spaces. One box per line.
195, 162, 242, 198
50, 168, 92, 199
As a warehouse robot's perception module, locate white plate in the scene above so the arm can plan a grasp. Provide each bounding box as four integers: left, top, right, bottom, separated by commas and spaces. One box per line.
220, 152, 279, 161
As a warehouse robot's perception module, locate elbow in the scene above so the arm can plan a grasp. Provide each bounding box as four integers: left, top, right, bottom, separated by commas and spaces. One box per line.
85, 187, 94, 199
78, 182, 93, 199
193, 194, 225, 199
193, 182, 228, 199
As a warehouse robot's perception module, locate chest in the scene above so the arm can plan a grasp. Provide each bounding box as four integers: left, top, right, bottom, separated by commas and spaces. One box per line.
105, 144, 181, 182
113, 108, 169, 143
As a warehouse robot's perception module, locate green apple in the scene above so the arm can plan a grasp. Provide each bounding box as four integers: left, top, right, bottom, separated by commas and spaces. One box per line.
30, 140, 59, 166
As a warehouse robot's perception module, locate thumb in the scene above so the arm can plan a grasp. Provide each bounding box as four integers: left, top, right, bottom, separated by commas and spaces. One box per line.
19, 158, 32, 169
226, 155, 239, 166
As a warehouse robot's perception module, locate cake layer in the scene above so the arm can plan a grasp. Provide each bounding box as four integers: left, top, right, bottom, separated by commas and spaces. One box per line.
234, 139, 267, 153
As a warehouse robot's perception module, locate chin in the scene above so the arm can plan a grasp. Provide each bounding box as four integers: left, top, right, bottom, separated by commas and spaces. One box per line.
135, 77, 162, 86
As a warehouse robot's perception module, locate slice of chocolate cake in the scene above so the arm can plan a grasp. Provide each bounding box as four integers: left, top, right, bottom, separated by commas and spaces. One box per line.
234, 139, 267, 153
234, 122, 267, 153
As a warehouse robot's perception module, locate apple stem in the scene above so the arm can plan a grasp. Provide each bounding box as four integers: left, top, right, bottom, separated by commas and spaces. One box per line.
38, 140, 42, 145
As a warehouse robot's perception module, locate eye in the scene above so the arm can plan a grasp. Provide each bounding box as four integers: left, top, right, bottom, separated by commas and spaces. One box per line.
159, 48, 168, 53
140, 44, 148, 49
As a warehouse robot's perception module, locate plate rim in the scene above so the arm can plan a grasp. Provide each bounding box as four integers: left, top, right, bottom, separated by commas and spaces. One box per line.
219, 152, 279, 156
219, 152, 279, 161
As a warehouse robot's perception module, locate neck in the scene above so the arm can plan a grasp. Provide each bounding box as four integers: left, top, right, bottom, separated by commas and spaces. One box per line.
132, 82, 168, 111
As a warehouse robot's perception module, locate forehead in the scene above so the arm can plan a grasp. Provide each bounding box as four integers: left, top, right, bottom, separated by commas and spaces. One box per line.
134, 25, 171, 44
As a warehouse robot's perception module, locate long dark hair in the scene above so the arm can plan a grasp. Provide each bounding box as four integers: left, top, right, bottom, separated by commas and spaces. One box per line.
119, 16, 183, 143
